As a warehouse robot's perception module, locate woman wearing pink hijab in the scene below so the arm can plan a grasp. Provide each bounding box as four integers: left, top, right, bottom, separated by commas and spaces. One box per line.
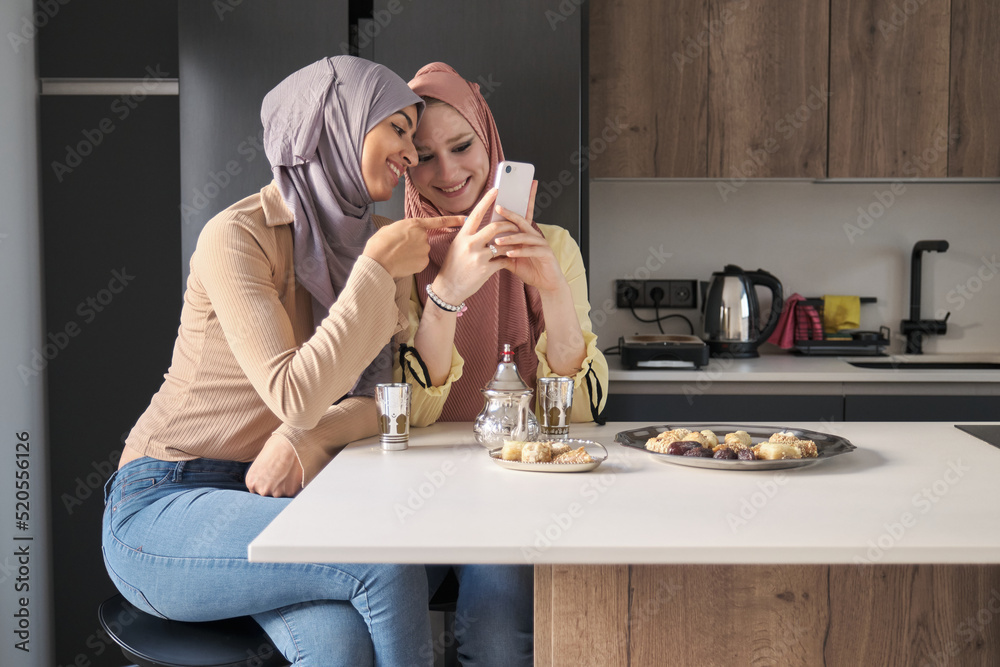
396, 62, 609, 666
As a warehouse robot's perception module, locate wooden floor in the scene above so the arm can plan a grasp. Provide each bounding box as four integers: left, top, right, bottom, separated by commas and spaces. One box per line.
535, 564, 1000, 666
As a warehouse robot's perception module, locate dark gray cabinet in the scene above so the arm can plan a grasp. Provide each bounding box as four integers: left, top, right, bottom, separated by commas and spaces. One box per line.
37, 0, 177, 78
369, 0, 587, 251
845, 395, 1000, 421
39, 94, 180, 667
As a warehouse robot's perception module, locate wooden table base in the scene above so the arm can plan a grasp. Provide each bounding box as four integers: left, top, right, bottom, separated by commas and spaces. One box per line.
535, 564, 1000, 666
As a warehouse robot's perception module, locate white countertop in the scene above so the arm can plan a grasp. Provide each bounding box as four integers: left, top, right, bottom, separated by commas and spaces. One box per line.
249, 421, 1000, 565
608, 351, 1000, 383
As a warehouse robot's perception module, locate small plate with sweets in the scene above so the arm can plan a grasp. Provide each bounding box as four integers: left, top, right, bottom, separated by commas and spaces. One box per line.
615, 424, 856, 471
489, 438, 608, 473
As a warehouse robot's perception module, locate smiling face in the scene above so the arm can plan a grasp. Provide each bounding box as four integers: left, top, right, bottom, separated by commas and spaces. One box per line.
407, 103, 490, 215
360, 104, 419, 202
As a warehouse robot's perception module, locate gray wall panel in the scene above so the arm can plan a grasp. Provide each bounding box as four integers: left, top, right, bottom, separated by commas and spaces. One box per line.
179, 0, 350, 282
370, 0, 585, 243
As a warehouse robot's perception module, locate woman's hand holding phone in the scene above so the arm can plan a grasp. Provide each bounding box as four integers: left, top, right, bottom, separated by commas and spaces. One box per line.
430, 188, 516, 306
492, 181, 566, 295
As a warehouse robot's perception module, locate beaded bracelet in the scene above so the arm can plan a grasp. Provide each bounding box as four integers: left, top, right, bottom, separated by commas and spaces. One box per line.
425, 284, 467, 316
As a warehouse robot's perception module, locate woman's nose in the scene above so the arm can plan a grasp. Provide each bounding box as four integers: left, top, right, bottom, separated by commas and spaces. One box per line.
401, 139, 417, 167
436, 154, 461, 182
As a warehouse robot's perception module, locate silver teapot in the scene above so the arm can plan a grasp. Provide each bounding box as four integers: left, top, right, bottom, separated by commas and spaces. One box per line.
473, 344, 540, 448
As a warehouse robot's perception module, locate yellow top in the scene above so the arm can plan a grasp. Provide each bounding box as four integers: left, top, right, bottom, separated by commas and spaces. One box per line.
394, 224, 609, 427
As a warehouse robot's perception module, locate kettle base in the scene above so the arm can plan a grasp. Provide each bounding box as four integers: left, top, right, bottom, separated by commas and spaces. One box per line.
707, 340, 761, 358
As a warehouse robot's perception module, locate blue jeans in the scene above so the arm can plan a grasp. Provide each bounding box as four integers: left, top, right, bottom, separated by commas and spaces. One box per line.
102, 457, 431, 667
426, 565, 533, 666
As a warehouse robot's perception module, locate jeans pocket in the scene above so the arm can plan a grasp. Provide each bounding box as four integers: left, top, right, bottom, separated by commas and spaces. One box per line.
112, 469, 173, 513
102, 546, 169, 620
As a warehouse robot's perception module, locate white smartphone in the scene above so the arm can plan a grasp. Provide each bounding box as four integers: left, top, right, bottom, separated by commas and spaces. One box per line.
489, 161, 534, 254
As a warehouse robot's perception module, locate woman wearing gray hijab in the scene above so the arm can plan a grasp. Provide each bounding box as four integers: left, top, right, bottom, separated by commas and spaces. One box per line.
102, 57, 458, 666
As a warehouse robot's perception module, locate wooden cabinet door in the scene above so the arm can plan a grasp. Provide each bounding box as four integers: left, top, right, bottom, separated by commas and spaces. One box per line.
949, 0, 1000, 177
708, 0, 830, 178
589, 0, 708, 177
829, 0, 951, 177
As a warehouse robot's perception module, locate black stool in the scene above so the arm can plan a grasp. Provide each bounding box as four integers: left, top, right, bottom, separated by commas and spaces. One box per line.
98, 594, 288, 667
100, 579, 461, 667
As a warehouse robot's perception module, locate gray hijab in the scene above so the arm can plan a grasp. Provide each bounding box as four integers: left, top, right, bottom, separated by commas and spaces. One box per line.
261, 56, 423, 398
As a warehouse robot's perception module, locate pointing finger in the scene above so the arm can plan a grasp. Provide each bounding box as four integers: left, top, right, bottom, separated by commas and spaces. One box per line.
415, 215, 465, 230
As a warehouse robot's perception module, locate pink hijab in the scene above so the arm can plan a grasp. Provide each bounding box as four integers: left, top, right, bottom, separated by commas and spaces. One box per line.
404, 62, 545, 421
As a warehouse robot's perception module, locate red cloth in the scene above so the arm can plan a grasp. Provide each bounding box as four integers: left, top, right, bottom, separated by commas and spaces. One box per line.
768, 293, 823, 349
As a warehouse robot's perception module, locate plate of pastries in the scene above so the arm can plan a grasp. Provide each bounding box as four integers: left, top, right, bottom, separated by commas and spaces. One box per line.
615, 424, 856, 471
489, 439, 608, 473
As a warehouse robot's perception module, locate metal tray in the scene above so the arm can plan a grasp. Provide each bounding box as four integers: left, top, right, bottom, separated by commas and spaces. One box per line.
489, 439, 608, 473
615, 424, 856, 471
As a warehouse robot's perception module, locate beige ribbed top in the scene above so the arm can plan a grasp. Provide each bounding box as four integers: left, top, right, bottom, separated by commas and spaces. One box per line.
126, 182, 409, 485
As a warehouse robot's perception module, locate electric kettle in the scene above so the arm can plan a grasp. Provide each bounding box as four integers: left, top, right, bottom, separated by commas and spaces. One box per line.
701, 265, 784, 358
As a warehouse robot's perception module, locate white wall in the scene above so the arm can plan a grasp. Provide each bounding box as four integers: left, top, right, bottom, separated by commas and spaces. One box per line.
588, 179, 1000, 355
0, 1, 53, 666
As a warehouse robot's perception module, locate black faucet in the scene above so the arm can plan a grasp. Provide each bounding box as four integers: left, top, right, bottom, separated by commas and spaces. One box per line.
900, 240, 950, 354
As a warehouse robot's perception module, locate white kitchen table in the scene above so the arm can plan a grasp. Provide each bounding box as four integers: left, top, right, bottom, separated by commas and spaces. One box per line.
249, 421, 1000, 666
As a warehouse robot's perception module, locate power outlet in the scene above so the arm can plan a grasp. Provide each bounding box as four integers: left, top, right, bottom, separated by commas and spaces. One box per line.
615, 280, 644, 308
670, 280, 697, 309
616, 279, 700, 309
644, 280, 671, 307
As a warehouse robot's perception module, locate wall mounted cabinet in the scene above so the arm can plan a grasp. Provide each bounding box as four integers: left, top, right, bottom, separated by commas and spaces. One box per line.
948, 0, 1000, 176
828, 0, 951, 177
591, 0, 1000, 179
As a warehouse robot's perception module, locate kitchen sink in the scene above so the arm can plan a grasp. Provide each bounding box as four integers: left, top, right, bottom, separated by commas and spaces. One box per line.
843, 354, 1000, 370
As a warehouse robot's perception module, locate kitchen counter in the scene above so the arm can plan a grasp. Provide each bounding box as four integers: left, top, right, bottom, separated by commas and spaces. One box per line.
609, 350, 1000, 384
249, 421, 1000, 666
